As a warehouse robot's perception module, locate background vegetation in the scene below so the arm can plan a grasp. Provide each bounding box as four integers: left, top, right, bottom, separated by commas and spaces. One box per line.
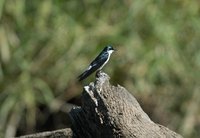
0, 0, 199, 137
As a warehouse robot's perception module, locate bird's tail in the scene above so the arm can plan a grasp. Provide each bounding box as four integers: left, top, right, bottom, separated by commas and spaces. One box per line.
77, 68, 96, 81
77, 71, 88, 81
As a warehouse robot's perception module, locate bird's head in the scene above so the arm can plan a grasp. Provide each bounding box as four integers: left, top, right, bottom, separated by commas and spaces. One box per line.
103, 45, 115, 54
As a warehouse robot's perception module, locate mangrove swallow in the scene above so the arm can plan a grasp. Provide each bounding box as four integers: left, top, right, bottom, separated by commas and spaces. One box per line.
78, 45, 115, 81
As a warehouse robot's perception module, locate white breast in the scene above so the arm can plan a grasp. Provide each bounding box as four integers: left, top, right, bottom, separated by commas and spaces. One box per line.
98, 50, 114, 70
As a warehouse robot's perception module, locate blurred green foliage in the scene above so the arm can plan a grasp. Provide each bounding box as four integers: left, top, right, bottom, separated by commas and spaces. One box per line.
0, 0, 200, 137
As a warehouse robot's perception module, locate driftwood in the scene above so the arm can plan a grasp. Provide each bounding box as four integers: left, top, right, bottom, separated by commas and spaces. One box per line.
18, 72, 183, 138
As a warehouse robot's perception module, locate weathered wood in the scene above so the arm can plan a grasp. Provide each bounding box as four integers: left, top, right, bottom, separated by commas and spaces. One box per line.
16, 128, 72, 138
17, 72, 183, 138
69, 72, 183, 138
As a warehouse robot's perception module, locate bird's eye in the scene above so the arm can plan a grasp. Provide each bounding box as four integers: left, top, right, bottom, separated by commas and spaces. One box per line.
109, 47, 113, 50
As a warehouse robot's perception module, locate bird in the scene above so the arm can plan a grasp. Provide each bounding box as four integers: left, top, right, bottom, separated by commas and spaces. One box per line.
78, 45, 115, 81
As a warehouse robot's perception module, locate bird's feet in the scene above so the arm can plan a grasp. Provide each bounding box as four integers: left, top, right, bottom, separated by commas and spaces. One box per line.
96, 70, 102, 78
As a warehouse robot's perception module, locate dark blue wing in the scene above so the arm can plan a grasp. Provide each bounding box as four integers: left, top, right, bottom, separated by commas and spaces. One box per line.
78, 51, 108, 81
90, 51, 108, 68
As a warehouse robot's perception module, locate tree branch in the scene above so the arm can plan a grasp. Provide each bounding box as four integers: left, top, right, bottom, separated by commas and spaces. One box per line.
16, 128, 72, 138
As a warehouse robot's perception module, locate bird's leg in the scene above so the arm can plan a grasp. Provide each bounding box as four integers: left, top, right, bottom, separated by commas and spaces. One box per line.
96, 70, 102, 78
